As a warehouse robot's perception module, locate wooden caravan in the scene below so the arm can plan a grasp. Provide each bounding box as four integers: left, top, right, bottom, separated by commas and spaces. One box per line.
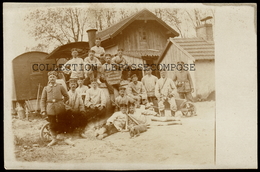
12, 51, 55, 102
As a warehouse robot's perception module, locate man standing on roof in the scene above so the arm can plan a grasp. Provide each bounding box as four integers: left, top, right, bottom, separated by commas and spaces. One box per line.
84, 49, 102, 84
112, 48, 129, 80
90, 37, 106, 65
100, 54, 122, 106
62, 48, 84, 79
173, 61, 194, 102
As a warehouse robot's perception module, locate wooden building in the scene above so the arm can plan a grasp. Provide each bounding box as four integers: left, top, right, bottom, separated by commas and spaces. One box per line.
157, 19, 215, 101
95, 8, 179, 79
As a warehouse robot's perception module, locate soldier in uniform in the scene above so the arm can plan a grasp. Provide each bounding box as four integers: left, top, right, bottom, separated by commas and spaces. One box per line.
75, 77, 89, 100
155, 70, 177, 116
65, 78, 88, 139
84, 78, 106, 121
62, 48, 84, 79
173, 61, 194, 102
112, 48, 130, 80
127, 74, 148, 108
84, 49, 102, 84
40, 71, 69, 146
90, 37, 106, 64
141, 66, 158, 104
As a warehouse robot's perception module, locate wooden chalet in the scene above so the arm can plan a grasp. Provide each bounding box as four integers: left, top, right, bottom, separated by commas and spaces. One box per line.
95, 8, 179, 79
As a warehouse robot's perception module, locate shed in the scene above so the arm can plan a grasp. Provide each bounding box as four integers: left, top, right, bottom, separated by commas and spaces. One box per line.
12, 51, 55, 101
157, 37, 215, 100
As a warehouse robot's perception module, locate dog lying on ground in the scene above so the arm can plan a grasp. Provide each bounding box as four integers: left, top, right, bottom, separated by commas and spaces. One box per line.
129, 124, 147, 138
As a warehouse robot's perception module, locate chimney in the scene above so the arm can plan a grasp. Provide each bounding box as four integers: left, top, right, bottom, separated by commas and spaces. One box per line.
196, 16, 213, 41
86, 28, 97, 49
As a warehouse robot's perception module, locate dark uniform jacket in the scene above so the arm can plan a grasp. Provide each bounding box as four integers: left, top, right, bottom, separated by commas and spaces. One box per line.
40, 83, 69, 115
173, 70, 193, 93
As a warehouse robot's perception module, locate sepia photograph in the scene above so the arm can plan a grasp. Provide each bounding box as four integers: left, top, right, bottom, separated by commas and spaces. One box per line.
4, 3, 257, 170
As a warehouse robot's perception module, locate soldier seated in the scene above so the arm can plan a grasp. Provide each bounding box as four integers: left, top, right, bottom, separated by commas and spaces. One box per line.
65, 78, 88, 139
84, 78, 106, 122
127, 74, 148, 108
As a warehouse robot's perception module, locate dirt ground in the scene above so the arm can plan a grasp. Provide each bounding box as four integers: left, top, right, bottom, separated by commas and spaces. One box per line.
11, 101, 215, 167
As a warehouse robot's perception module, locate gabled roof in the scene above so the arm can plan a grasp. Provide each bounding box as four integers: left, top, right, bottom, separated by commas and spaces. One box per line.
158, 37, 214, 63
96, 8, 179, 41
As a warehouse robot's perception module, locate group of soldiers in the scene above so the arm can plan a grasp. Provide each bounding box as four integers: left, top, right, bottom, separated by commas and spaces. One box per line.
40, 37, 194, 146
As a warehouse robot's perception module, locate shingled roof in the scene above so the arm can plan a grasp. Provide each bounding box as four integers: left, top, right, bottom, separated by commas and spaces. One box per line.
172, 38, 215, 61
158, 37, 214, 63
123, 49, 162, 59
96, 8, 179, 41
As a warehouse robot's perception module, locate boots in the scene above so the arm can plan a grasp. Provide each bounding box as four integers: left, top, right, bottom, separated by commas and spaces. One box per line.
79, 128, 88, 138
64, 138, 75, 146
47, 131, 58, 146
159, 110, 165, 117
47, 137, 58, 146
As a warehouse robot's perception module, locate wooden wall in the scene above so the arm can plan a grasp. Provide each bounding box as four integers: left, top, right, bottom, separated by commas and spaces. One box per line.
115, 20, 168, 51
12, 52, 55, 101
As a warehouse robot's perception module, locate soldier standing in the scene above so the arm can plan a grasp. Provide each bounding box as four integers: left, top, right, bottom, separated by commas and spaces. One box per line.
173, 61, 194, 102
40, 71, 69, 146
90, 37, 106, 64
155, 70, 177, 116
62, 48, 84, 79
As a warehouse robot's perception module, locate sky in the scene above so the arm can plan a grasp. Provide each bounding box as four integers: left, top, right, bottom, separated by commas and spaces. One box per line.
3, 3, 213, 59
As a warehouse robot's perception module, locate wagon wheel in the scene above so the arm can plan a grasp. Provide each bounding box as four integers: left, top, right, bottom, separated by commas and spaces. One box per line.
179, 101, 196, 117
40, 122, 52, 142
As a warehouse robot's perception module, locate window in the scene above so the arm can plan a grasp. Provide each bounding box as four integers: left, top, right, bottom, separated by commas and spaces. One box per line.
139, 27, 147, 41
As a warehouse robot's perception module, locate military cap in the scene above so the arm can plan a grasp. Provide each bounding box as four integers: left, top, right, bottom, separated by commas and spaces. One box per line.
67, 78, 78, 84
177, 61, 185, 64
88, 49, 95, 53
119, 86, 126, 90
105, 53, 112, 57
90, 78, 98, 83
119, 104, 128, 108
71, 48, 78, 52
48, 71, 58, 77
78, 77, 84, 81
131, 74, 138, 79
118, 48, 124, 51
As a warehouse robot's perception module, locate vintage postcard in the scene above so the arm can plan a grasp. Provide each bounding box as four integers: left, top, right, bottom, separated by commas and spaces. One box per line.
4, 3, 257, 169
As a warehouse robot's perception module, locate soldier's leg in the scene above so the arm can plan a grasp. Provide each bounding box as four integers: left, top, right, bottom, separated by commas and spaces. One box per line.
87, 71, 94, 81
47, 115, 58, 146
185, 92, 194, 102
136, 96, 141, 108
169, 97, 177, 116
158, 98, 165, 117
178, 92, 185, 99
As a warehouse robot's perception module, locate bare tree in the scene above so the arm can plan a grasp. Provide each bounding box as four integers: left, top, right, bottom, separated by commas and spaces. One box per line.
24, 7, 90, 47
